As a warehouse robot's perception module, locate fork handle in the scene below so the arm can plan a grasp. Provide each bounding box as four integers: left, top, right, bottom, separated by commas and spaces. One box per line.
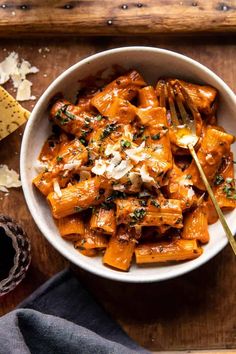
188, 144, 236, 255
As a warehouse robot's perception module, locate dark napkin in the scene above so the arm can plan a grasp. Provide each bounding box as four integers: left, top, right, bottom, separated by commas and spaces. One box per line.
0, 269, 150, 354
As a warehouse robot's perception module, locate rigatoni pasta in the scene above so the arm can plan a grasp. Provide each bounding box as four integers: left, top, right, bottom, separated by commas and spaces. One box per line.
33, 70, 236, 272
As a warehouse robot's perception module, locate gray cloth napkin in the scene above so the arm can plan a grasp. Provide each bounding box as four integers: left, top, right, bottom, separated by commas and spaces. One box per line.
0, 269, 150, 354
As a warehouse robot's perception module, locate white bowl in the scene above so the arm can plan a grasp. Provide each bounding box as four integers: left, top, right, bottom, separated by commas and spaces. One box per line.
20, 47, 236, 283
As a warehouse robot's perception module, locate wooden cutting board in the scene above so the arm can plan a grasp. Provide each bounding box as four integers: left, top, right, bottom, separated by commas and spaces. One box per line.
0, 0, 236, 37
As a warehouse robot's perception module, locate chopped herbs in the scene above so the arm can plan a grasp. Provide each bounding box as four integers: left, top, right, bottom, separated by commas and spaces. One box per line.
139, 200, 147, 207
151, 133, 161, 140
133, 126, 145, 141
56, 156, 63, 163
225, 178, 233, 183
79, 138, 86, 145
150, 200, 160, 208
106, 191, 127, 202
100, 202, 114, 210
214, 174, 224, 186
141, 135, 149, 141
175, 217, 183, 224
138, 190, 151, 198
120, 140, 131, 149
74, 206, 84, 212
100, 123, 117, 140
96, 115, 103, 121
185, 174, 192, 179
223, 178, 236, 199
129, 208, 146, 225
55, 104, 76, 124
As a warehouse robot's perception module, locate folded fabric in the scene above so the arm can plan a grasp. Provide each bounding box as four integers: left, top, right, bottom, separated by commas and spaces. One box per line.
0, 269, 150, 354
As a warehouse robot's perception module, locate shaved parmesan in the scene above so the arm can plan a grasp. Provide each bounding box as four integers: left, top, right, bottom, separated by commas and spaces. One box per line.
0, 52, 39, 101
113, 183, 125, 191
123, 125, 133, 140
187, 187, 195, 199
0, 52, 18, 84
108, 159, 133, 180
16, 79, 34, 101
34, 160, 49, 173
140, 164, 155, 183
53, 180, 62, 198
0, 164, 21, 193
129, 171, 142, 191
91, 159, 106, 175
104, 143, 120, 156
125, 142, 149, 163
179, 175, 193, 187
63, 162, 81, 171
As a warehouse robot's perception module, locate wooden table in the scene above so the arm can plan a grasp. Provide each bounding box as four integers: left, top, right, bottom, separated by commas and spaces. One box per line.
0, 35, 236, 352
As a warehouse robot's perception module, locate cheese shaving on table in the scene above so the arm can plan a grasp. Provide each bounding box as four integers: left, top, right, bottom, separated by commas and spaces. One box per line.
0, 52, 39, 101
0, 164, 21, 193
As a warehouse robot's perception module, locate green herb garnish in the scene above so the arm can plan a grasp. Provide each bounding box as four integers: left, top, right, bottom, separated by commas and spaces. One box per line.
129, 208, 146, 225
185, 174, 192, 179
56, 156, 63, 163
55, 104, 76, 124
120, 140, 131, 148
79, 138, 86, 145
74, 206, 84, 212
139, 200, 147, 207
175, 217, 183, 224
214, 174, 224, 186
100, 123, 117, 140
150, 200, 160, 208
151, 133, 161, 140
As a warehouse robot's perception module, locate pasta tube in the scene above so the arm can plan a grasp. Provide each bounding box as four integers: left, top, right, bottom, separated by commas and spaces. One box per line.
135, 239, 203, 264
116, 198, 183, 228
91, 70, 146, 115
138, 86, 158, 108
103, 226, 136, 271
90, 207, 116, 235
57, 214, 85, 241
47, 177, 111, 218
75, 226, 108, 250
187, 127, 235, 190
182, 204, 209, 244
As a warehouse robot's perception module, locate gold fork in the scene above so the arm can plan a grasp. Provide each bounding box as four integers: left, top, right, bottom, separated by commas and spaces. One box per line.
158, 79, 236, 255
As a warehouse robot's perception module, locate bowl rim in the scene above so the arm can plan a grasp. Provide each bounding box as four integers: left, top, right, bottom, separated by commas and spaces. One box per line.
20, 46, 236, 283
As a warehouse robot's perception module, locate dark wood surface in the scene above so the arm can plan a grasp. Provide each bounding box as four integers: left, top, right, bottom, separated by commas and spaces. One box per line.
0, 1, 235, 36
0, 35, 236, 352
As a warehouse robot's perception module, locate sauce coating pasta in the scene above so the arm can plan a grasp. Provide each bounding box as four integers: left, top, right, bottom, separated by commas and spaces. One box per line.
33, 70, 236, 271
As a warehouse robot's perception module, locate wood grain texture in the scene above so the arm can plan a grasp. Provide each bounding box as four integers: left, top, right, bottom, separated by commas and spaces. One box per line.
0, 35, 236, 352
0, 0, 235, 37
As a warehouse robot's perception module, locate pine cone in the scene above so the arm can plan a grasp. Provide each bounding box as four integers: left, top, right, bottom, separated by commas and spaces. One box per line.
0, 215, 31, 296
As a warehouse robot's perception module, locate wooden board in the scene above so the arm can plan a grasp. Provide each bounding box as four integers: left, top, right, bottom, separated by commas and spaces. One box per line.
0, 0, 236, 37
0, 35, 236, 352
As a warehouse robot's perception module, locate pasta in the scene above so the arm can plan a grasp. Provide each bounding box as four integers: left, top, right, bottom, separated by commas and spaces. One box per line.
33, 70, 236, 271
